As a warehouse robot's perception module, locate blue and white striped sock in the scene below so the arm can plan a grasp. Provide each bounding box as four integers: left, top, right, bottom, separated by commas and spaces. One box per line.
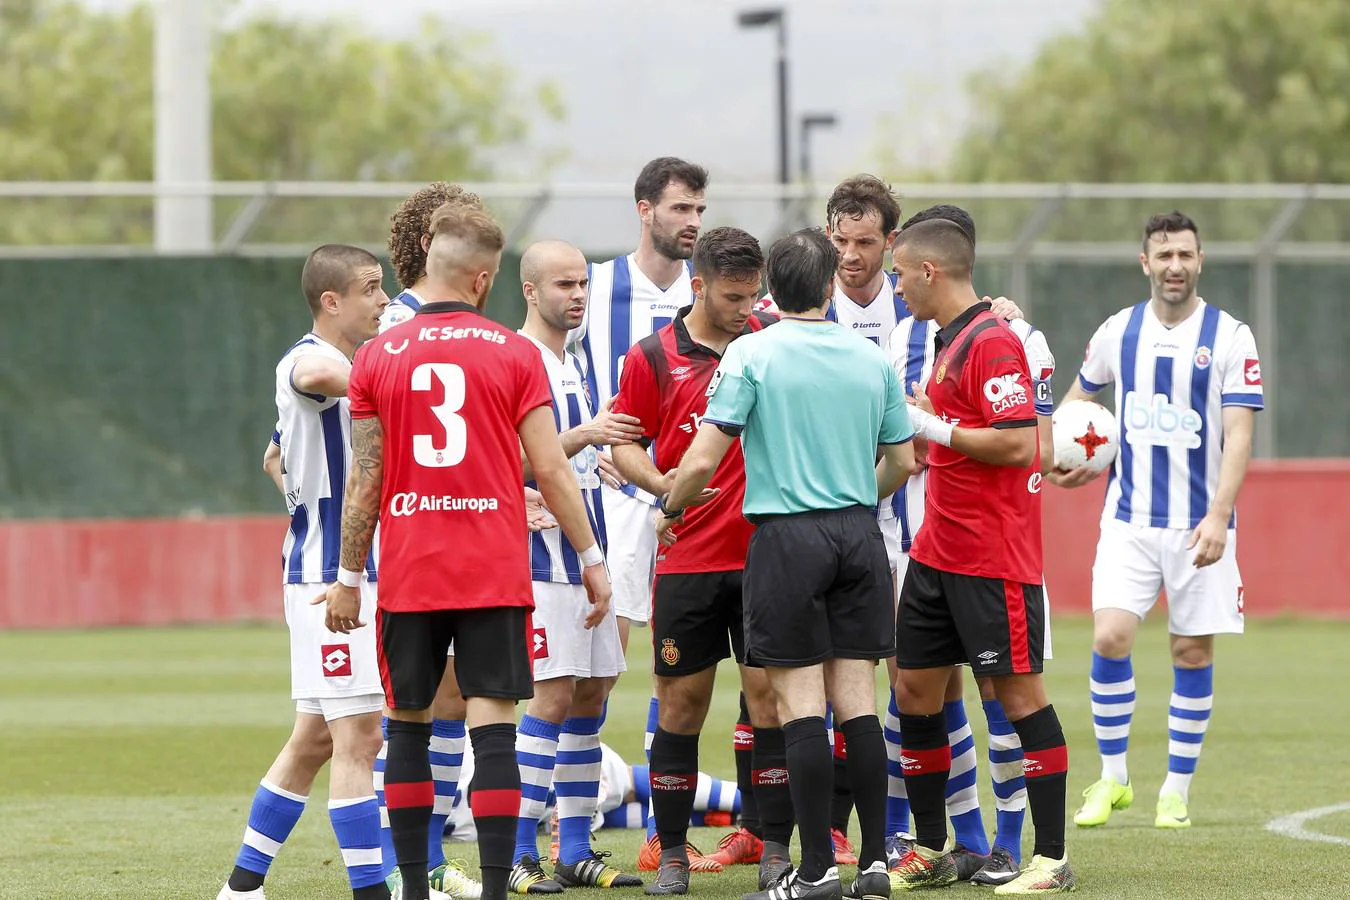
884, 690, 911, 836
1090, 653, 1135, 784
943, 700, 990, 855
694, 771, 741, 814
982, 699, 1025, 861
428, 718, 466, 870
1161, 664, 1213, 802
232, 780, 307, 882
644, 698, 659, 838
514, 715, 561, 865
329, 796, 385, 890
557, 716, 604, 865
374, 717, 397, 877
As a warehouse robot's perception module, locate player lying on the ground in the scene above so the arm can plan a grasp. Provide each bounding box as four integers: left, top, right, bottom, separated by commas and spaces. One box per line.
445, 742, 741, 844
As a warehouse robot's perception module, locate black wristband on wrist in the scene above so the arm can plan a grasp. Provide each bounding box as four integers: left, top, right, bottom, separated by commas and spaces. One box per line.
658, 492, 684, 519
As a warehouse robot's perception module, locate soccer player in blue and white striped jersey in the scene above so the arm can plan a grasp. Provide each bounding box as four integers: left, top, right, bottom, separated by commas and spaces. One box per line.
1056, 211, 1262, 831
567, 158, 707, 650
882, 205, 1053, 887
219, 245, 391, 900
510, 240, 645, 893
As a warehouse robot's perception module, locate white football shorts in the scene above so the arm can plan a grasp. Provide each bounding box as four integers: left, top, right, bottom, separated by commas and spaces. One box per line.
1091, 517, 1244, 636
530, 581, 627, 681
600, 486, 658, 625
284, 579, 384, 719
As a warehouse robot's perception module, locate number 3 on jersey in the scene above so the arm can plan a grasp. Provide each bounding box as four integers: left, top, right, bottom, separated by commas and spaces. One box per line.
412, 362, 466, 467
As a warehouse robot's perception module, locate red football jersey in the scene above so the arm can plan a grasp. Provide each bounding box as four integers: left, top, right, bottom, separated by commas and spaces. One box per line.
348, 302, 554, 612
909, 303, 1043, 585
614, 309, 773, 574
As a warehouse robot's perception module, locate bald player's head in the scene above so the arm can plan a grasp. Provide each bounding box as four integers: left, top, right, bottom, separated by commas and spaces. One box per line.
424, 202, 506, 308
520, 240, 585, 288
521, 239, 590, 335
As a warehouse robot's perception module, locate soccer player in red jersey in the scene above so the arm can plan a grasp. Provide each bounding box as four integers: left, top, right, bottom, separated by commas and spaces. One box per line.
318, 202, 611, 900
609, 227, 793, 896
888, 218, 1075, 894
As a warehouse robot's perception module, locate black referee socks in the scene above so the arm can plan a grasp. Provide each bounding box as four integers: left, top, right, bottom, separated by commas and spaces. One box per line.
840, 715, 887, 870
783, 716, 835, 883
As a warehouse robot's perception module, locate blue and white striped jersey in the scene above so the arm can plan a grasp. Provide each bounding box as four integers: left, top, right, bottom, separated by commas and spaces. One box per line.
1078, 299, 1263, 530
274, 333, 377, 584
886, 314, 1056, 550
569, 255, 694, 409
377, 288, 427, 334
825, 273, 906, 348
520, 333, 608, 584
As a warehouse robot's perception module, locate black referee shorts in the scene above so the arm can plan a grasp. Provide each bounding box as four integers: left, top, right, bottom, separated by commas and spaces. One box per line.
742, 505, 895, 668
896, 558, 1045, 676
376, 606, 534, 709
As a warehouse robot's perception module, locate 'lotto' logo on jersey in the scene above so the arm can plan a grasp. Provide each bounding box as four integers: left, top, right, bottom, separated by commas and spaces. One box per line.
1123, 391, 1202, 448
1244, 358, 1262, 385
983, 373, 1029, 414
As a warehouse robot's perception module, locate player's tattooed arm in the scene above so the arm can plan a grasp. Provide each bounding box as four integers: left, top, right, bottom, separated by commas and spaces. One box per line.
339, 416, 384, 572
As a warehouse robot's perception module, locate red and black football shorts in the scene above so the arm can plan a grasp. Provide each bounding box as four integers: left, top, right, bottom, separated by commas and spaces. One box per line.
742, 505, 895, 668
896, 558, 1045, 676
376, 606, 534, 709
651, 569, 746, 677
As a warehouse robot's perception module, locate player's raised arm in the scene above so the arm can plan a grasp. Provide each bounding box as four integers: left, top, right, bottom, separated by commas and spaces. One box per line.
290, 355, 352, 398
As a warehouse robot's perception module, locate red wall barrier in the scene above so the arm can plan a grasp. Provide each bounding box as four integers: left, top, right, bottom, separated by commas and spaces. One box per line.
2, 461, 1347, 629
1042, 460, 1350, 618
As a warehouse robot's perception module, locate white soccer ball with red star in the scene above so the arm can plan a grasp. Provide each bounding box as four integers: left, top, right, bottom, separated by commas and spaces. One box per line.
1052, 399, 1119, 474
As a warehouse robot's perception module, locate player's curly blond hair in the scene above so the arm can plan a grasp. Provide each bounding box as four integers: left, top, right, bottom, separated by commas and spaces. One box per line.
388, 182, 484, 289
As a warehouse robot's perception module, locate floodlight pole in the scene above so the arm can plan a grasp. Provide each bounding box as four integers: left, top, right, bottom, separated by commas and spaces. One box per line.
154, 0, 213, 252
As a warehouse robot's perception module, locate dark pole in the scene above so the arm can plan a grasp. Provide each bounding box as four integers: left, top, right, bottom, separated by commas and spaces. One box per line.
737, 9, 789, 218
799, 113, 838, 185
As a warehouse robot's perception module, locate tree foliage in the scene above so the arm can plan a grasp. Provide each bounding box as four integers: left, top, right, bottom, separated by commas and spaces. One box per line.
0, 0, 565, 244
948, 0, 1350, 184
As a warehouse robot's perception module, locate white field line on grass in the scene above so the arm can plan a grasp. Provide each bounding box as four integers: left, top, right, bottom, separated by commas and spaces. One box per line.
1266, 803, 1350, 847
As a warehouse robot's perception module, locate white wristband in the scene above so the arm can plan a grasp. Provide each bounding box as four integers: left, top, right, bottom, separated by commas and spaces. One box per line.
336, 566, 362, 588
578, 544, 605, 568
908, 406, 955, 448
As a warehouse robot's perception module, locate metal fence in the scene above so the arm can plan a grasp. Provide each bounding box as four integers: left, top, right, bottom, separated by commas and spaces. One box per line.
3, 181, 1350, 462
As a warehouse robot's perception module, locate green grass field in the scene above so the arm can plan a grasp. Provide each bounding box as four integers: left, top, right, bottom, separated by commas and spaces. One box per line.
3, 615, 1349, 899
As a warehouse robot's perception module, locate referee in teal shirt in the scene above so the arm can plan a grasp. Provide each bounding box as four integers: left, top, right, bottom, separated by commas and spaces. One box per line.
658, 228, 916, 900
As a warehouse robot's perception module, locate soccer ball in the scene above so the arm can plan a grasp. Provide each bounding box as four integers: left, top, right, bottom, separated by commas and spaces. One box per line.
1052, 399, 1118, 473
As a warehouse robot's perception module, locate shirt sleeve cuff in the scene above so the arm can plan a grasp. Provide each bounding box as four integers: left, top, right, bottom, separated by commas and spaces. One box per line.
1077, 373, 1107, 393
1221, 392, 1264, 409
703, 416, 744, 437
991, 418, 1037, 430
879, 434, 915, 445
